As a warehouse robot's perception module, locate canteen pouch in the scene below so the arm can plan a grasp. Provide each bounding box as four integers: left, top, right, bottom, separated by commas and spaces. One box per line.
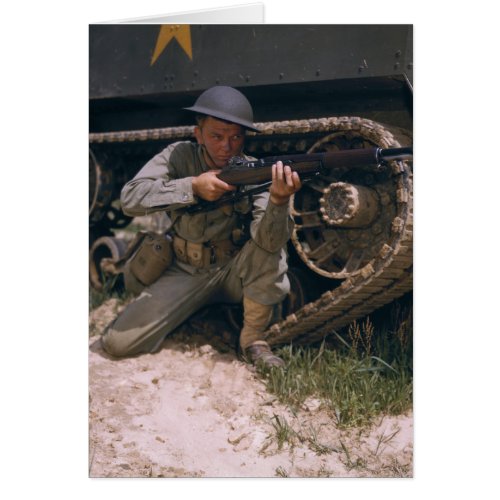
129, 232, 173, 286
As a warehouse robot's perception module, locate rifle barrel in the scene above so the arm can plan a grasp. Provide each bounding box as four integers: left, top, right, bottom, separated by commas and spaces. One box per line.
378, 146, 413, 162
261, 146, 413, 167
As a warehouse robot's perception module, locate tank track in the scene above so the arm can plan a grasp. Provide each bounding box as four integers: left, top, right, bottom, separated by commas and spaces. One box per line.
267, 166, 412, 346
265, 118, 413, 346
90, 116, 412, 346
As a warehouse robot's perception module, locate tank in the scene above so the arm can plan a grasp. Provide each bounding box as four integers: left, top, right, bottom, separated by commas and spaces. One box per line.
89, 24, 413, 345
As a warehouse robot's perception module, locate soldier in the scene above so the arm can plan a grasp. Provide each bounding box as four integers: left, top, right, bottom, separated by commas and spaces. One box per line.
101, 86, 301, 367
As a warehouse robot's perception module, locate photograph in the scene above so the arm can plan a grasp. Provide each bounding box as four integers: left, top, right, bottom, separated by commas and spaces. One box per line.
88, 23, 413, 478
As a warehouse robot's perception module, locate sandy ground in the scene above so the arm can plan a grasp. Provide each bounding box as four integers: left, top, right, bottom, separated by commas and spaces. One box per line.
89, 299, 413, 478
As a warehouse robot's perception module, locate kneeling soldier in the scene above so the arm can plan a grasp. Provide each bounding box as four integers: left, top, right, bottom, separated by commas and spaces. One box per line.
101, 86, 301, 368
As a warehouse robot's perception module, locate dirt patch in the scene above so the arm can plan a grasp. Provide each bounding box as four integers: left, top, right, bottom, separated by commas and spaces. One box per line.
89, 299, 413, 477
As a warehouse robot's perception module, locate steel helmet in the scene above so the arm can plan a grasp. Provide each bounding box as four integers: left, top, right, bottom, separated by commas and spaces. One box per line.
184, 86, 260, 132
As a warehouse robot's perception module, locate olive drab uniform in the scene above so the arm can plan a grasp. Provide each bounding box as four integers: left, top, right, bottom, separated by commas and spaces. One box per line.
101, 141, 293, 357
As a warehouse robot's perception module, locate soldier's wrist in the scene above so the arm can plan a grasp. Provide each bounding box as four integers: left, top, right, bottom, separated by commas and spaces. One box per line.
270, 193, 290, 206
191, 176, 199, 197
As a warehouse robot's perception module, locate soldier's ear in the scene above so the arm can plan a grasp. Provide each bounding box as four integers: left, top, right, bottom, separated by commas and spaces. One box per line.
194, 126, 204, 145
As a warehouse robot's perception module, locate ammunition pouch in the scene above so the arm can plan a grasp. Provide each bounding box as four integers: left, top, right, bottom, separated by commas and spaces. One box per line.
173, 235, 240, 269
127, 232, 173, 286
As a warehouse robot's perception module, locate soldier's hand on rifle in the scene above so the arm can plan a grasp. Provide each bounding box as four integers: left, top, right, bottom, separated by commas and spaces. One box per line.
269, 161, 302, 206
192, 170, 237, 201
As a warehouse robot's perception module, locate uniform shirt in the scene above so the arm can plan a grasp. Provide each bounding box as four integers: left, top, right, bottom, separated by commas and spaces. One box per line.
120, 141, 293, 254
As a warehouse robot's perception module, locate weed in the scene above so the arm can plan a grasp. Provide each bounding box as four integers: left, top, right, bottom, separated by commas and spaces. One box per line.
296, 464, 334, 478
378, 457, 412, 477
316, 464, 334, 477
89, 275, 133, 311
270, 414, 297, 451
339, 439, 367, 471
306, 424, 337, 455
361, 318, 374, 355
275, 466, 288, 477
348, 317, 375, 357
348, 321, 361, 353
372, 428, 401, 457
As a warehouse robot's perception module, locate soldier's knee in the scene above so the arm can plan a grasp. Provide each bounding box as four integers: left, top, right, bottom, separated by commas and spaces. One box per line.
101, 329, 134, 358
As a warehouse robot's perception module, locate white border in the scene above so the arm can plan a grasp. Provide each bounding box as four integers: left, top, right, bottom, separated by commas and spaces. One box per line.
2, 1, 499, 498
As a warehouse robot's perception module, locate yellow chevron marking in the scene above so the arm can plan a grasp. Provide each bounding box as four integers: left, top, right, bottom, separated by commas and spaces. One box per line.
151, 25, 193, 65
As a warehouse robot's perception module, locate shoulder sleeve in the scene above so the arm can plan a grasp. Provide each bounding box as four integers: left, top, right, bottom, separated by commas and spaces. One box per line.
120, 142, 198, 216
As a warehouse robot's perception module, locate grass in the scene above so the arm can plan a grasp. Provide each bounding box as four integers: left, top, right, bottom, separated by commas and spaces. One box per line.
89, 273, 131, 311
257, 297, 413, 428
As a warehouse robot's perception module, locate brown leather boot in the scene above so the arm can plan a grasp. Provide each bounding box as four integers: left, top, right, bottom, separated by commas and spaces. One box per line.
240, 297, 285, 368
245, 340, 285, 368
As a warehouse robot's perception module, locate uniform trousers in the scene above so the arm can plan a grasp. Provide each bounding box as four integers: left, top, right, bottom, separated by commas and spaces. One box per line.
101, 239, 289, 357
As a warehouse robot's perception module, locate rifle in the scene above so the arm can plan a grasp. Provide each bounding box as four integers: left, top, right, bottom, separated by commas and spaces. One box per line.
186, 146, 413, 213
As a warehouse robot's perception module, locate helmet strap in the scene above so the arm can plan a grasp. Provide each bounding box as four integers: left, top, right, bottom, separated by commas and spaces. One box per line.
199, 143, 219, 169
196, 126, 222, 169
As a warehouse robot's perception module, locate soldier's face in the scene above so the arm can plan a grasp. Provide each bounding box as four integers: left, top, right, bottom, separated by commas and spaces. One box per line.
194, 116, 245, 168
